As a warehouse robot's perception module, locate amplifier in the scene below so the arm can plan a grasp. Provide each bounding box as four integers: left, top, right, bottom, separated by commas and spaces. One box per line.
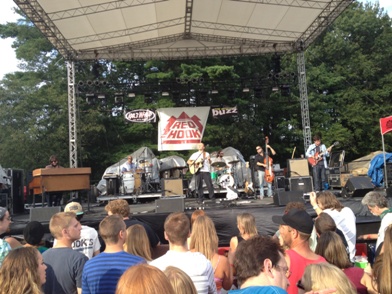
274, 176, 288, 190
161, 178, 184, 197
289, 176, 313, 193
155, 197, 185, 213
287, 159, 310, 177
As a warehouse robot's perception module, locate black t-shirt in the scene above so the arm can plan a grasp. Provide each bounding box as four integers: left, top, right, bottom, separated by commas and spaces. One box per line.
255, 153, 265, 171
124, 218, 160, 248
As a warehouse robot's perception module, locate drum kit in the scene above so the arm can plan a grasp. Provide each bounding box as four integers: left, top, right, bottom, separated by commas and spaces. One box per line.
121, 158, 158, 195
211, 159, 239, 189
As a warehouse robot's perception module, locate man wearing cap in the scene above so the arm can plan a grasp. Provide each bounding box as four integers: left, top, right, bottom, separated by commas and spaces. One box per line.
272, 209, 326, 294
54, 202, 101, 259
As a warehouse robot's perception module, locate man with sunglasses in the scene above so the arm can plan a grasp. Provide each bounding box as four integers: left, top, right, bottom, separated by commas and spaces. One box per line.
45, 155, 64, 206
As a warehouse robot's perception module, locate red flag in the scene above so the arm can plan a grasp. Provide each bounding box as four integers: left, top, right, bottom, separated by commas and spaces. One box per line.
380, 116, 392, 135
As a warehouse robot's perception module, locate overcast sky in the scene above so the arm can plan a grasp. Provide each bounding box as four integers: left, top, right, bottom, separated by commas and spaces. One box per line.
0, 0, 391, 79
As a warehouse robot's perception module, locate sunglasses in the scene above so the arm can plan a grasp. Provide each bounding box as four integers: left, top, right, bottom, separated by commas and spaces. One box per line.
296, 280, 305, 290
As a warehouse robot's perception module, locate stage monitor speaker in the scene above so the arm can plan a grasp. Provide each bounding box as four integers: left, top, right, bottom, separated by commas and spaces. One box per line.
289, 176, 313, 193
287, 159, 310, 177
273, 190, 305, 206
342, 176, 374, 198
29, 206, 62, 222
161, 178, 183, 197
155, 197, 185, 213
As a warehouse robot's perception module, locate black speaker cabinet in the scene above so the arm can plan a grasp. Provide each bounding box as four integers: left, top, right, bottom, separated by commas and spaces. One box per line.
342, 176, 374, 198
289, 176, 313, 193
273, 190, 305, 206
105, 177, 119, 195
287, 159, 310, 177
161, 178, 183, 197
155, 197, 185, 213
10, 169, 25, 214
275, 176, 288, 190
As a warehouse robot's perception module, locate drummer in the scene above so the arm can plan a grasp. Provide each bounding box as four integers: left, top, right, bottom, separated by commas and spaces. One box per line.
121, 156, 138, 173
211, 150, 229, 172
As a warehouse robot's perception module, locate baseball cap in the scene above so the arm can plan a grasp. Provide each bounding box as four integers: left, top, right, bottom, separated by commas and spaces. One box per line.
272, 208, 313, 234
64, 202, 84, 215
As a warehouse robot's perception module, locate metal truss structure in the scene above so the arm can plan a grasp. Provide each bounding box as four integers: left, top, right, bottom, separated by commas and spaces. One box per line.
67, 62, 78, 168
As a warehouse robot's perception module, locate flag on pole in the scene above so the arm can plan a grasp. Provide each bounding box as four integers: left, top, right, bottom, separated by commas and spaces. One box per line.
380, 116, 392, 135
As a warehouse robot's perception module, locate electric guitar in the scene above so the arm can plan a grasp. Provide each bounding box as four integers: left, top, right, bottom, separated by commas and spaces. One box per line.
189, 158, 204, 174
308, 141, 339, 167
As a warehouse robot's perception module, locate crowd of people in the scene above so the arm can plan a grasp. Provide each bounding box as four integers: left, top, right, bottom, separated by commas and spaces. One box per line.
0, 189, 391, 294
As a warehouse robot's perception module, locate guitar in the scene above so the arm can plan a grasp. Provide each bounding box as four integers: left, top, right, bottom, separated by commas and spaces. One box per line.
264, 136, 274, 183
308, 141, 339, 167
189, 158, 204, 174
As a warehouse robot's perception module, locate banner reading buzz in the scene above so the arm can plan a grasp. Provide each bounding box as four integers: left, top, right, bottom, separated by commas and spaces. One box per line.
156, 107, 210, 151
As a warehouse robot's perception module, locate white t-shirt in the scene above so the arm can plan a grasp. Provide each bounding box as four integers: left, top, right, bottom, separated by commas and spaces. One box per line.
189, 151, 212, 173
54, 225, 101, 259
150, 250, 217, 294
377, 212, 392, 250
324, 207, 356, 261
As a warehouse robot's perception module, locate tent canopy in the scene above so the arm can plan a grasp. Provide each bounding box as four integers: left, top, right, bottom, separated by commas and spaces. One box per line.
14, 0, 353, 61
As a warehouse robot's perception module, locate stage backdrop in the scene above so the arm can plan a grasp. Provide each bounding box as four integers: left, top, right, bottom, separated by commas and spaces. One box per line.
157, 107, 210, 151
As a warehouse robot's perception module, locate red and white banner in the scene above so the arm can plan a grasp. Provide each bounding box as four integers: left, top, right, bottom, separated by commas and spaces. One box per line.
156, 107, 210, 151
380, 115, 392, 135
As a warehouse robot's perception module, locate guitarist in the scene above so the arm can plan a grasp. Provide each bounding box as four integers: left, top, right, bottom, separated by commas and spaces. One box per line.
187, 143, 215, 202
305, 135, 332, 192
255, 144, 276, 199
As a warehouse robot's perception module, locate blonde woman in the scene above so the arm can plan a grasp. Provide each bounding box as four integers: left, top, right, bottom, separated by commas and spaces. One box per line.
124, 224, 152, 263
189, 215, 233, 293
0, 247, 47, 294
164, 266, 198, 294
116, 264, 175, 294
298, 263, 356, 294
229, 212, 258, 253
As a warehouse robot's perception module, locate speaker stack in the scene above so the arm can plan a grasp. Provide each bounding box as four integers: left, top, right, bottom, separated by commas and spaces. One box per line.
342, 176, 374, 198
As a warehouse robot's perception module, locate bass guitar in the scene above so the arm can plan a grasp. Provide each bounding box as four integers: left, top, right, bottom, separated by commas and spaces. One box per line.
308, 141, 339, 167
264, 136, 274, 183
189, 158, 204, 174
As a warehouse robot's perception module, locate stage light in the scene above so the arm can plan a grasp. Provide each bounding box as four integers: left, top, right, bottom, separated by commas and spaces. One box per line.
161, 91, 170, 97
280, 85, 291, 96
114, 93, 124, 105
242, 87, 250, 93
85, 93, 96, 105
272, 86, 279, 92
127, 92, 136, 98
210, 89, 219, 94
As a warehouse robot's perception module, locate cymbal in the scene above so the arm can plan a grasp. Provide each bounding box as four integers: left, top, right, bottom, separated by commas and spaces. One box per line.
211, 161, 226, 168
228, 160, 240, 164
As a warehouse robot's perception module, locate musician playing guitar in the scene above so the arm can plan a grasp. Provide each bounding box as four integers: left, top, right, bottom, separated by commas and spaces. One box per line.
305, 135, 332, 192
187, 142, 215, 202
255, 142, 276, 199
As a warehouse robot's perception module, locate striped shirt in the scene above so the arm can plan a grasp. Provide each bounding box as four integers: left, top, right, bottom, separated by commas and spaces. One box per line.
82, 251, 145, 294
151, 250, 217, 294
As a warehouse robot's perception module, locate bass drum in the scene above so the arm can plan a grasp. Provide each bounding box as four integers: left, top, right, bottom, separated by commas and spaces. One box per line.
219, 174, 234, 189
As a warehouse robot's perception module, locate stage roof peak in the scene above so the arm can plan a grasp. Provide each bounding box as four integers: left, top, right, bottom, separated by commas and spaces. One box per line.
14, 0, 353, 61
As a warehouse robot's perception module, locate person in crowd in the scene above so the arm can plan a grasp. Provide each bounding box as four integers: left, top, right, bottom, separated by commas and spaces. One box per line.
310, 191, 356, 261
230, 213, 258, 254
272, 208, 326, 294
124, 224, 152, 263
187, 209, 206, 249
54, 201, 100, 259
314, 212, 348, 252
0, 206, 21, 266
164, 266, 198, 294
359, 191, 392, 255
315, 231, 368, 294
187, 142, 215, 202
361, 224, 392, 294
150, 212, 217, 293
298, 263, 356, 294
45, 155, 64, 206
82, 215, 145, 294
23, 220, 48, 253
229, 235, 289, 293
0, 247, 47, 294
254, 143, 276, 199
121, 155, 137, 173
273, 202, 317, 251
43, 212, 88, 294
105, 199, 160, 248
305, 135, 331, 192
116, 263, 175, 294
189, 215, 233, 293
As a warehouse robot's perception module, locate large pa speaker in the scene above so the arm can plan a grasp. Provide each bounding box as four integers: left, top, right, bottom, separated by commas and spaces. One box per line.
342, 176, 374, 198
161, 178, 183, 197
9, 169, 25, 214
287, 159, 310, 177
289, 176, 313, 193
155, 197, 185, 213
273, 190, 305, 206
